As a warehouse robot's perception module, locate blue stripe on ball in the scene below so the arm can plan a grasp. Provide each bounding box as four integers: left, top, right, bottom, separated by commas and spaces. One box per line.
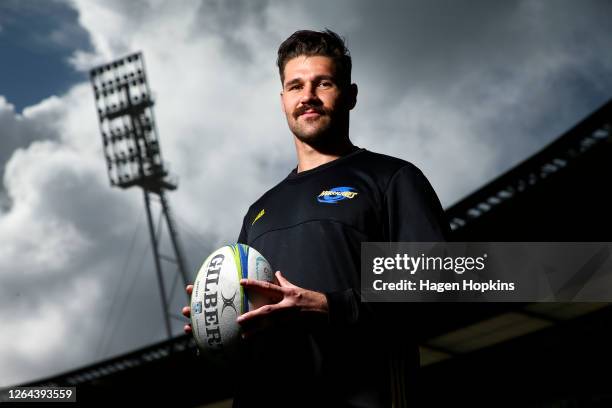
237, 244, 249, 312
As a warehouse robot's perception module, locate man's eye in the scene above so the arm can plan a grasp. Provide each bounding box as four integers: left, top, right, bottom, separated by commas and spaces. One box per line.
288, 84, 301, 91
319, 82, 332, 88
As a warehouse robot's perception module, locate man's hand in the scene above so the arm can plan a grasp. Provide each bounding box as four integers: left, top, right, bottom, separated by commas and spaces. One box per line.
237, 271, 328, 338
181, 284, 194, 334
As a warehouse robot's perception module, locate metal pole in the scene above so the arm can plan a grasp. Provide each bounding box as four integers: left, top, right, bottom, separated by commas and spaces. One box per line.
143, 189, 172, 339
158, 190, 190, 297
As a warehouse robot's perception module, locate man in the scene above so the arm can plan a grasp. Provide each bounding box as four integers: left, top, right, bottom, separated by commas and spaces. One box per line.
182, 29, 449, 407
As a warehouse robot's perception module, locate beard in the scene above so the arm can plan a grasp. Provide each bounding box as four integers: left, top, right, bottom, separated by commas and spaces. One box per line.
288, 106, 349, 148
290, 114, 334, 144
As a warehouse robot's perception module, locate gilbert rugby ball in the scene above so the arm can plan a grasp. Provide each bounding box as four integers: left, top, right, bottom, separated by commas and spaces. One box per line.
190, 244, 274, 355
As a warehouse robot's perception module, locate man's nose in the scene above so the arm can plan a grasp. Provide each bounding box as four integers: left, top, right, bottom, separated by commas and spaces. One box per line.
299, 83, 318, 104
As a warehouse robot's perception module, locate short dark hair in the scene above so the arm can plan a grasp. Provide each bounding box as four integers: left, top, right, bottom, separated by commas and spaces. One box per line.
277, 29, 352, 88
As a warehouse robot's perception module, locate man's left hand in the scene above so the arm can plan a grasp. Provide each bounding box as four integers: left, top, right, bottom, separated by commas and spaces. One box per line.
236, 271, 328, 338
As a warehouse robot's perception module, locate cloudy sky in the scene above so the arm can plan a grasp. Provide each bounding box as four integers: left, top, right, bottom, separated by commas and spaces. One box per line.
1, 0, 611, 387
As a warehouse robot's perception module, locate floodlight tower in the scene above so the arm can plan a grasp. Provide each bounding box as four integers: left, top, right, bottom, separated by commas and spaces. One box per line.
90, 52, 189, 339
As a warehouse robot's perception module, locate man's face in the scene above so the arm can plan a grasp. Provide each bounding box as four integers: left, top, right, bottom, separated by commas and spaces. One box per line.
280, 55, 354, 144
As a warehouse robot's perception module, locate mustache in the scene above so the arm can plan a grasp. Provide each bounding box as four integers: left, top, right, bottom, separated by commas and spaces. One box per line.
294, 105, 326, 117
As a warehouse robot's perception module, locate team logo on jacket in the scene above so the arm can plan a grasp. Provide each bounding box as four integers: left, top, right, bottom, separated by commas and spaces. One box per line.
252, 209, 265, 225
317, 186, 359, 204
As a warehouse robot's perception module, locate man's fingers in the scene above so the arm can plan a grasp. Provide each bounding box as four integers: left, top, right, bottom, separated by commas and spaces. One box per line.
275, 271, 297, 288
183, 285, 193, 324
240, 278, 280, 291
240, 279, 284, 300
237, 303, 282, 324
275, 271, 288, 285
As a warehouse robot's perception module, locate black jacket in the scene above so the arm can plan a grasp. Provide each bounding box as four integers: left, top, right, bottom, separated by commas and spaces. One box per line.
235, 148, 449, 407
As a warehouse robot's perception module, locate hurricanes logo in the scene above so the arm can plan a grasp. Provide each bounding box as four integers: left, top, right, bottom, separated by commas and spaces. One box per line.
317, 186, 359, 204
220, 289, 238, 316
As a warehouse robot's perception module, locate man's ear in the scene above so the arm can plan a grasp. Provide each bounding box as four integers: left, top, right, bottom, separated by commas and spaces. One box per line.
347, 83, 358, 110
280, 91, 286, 114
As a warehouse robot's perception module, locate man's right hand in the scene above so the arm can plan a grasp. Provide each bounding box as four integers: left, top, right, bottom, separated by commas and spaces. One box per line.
181, 284, 194, 334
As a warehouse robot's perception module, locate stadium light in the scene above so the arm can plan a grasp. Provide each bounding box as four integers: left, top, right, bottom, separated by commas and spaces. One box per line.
90, 52, 189, 340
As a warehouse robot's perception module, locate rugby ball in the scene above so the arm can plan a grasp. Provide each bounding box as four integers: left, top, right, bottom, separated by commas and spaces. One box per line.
190, 244, 274, 355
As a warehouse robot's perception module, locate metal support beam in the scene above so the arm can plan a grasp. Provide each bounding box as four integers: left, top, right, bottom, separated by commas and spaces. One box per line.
143, 189, 172, 339
158, 190, 190, 294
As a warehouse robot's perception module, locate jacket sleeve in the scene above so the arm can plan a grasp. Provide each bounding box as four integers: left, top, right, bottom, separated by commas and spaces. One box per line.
383, 163, 450, 242
325, 163, 449, 327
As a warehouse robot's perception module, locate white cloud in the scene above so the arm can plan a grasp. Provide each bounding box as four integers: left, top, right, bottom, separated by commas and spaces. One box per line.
0, 275, 102, 384
0, 95, 66, 211
0, 140, 105, 385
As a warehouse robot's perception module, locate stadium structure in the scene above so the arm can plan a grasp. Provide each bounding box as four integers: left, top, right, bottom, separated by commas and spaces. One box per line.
12, 99, 612, 406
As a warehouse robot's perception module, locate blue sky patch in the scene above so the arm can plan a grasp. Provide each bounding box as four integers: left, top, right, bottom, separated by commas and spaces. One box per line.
0, 0, 93, 112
